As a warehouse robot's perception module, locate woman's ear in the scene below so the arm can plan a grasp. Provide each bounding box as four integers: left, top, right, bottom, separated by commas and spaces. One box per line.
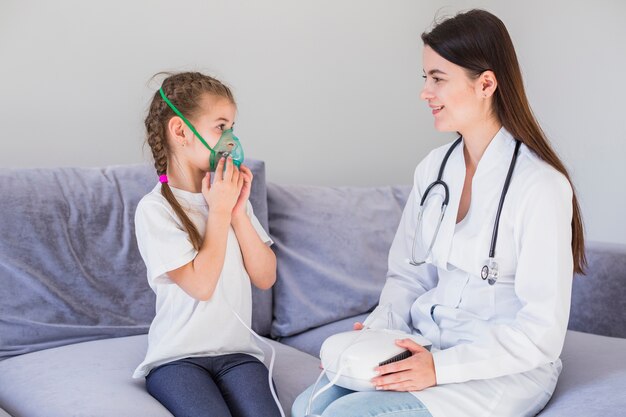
167, 116, 187, 146
477, 70, 498, 98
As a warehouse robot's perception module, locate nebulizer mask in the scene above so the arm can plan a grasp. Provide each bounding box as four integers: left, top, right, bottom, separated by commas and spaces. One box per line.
159, 88, 244, 171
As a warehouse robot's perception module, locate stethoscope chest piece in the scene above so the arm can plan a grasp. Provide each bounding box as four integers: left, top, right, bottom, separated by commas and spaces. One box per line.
481, 258, 498, 285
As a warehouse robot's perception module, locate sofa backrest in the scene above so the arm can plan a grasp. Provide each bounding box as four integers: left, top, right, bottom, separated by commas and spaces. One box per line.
267, 182, 412, 338
569, 241, 626, 338
0, 161, 272, 361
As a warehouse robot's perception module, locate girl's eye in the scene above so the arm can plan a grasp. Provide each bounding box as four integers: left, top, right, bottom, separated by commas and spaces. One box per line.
218, 124, 226, 131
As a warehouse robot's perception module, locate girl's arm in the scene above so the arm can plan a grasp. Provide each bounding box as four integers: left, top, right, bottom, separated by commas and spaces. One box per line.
232, 213, 277, 290
168, 157, 243, 301
230, 164, 277, 289
167, 211, 232, 301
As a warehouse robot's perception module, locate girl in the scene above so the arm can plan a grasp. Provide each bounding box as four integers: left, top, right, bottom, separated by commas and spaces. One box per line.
293, 9, 584, 417
133, 72, 282, 417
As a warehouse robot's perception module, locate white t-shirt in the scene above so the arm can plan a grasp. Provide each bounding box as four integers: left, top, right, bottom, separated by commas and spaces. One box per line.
133, 184, 273, 378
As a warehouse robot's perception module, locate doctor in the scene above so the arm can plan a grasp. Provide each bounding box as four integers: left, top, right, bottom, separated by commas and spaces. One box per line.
292, 9, 586, 417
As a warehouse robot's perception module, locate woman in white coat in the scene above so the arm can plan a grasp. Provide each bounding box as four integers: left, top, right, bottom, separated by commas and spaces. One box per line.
292, 9, 586, 417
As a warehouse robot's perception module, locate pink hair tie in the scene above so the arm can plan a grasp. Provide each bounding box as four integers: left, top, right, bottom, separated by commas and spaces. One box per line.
159, 174, 169, 184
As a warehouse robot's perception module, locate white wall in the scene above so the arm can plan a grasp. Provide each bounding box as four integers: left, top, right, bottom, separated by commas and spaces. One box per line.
1, 0, 624, 244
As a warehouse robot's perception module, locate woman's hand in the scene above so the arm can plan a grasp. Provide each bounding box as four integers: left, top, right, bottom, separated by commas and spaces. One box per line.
231, 164, 253, 221
202, 157, 243, 217
371, 338, 436, 391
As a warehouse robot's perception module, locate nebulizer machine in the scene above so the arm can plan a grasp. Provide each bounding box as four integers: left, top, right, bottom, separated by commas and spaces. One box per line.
159, 88, 244, 171
304, 304, 431, 417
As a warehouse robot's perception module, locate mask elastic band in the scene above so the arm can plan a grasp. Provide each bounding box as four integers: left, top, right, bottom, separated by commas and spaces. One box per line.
158, 88, 215, 153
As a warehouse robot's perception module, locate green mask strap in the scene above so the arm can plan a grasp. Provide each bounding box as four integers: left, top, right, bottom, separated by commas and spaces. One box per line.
159, 88, 215, 154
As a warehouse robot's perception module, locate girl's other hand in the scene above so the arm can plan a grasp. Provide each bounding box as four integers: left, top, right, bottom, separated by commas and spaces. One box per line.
353, 322, 364, 330
202, 157, 243, 217
231, 164, 253, 221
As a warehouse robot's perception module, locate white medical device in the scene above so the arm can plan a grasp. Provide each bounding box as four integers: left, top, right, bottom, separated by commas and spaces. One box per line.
303, 306, 431, 416
320, 329, 432, 391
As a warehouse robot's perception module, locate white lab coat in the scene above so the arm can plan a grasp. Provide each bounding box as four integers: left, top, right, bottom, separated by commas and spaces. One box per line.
366, 128, 574, 417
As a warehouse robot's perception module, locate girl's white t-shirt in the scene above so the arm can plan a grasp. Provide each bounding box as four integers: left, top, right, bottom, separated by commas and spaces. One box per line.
132, 184, 272, 378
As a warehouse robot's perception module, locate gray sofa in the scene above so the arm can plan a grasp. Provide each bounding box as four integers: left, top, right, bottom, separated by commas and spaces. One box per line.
0, 162, 624, 417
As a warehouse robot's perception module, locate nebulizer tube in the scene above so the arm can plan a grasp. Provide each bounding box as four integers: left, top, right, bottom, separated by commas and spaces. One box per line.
304, 363, 347, 417
224, 296, 285, 417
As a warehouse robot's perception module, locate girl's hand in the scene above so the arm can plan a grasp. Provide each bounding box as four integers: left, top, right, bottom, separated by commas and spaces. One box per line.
202, 157, 243, 217
370, 339, 436, 391
231, 164, 253, 221
353, 322, 364, 330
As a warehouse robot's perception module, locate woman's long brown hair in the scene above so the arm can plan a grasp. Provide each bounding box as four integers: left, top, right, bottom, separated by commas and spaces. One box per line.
422, 9, 586, 274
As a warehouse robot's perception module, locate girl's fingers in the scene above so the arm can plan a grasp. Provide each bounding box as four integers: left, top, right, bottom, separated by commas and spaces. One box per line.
231, 163, 240, 184
237, 170, 245, 189
202, 172, 211, 189
240, 165, 253, 179
215, 157, 226, 181
224, 157, 234, 181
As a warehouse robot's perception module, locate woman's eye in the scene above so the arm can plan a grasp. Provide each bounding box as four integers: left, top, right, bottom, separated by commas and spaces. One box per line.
422, 75, 442, 83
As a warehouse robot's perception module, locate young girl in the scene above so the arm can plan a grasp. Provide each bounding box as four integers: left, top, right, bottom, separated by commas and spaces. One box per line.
132, 72, 282, 417
293, 9, 584, 417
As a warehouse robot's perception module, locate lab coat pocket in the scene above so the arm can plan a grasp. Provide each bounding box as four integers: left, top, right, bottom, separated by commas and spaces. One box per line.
491, 269, 519, 317
472, 278, 496, 320
463, 276, 496, 320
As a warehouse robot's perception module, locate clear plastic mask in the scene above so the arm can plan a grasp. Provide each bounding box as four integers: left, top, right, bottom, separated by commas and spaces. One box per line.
210, 128, 244, 171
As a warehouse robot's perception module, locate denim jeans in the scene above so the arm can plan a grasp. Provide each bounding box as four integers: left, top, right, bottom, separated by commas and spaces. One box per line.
291, 375, 432, 417
146, 353, 282, 417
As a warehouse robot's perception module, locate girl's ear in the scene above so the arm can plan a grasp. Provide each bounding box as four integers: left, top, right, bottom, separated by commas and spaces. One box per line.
477, 70, 498, 99
167, 116, 187, 145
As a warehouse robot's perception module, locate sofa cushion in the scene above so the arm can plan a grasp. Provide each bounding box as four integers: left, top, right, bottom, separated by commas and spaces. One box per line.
0, 161, 272, 362
268, 183, 411, 337
280, 312, 370, 357
0, 334, 320, 417
538, 330, 626, 416
569, 241, 626, 338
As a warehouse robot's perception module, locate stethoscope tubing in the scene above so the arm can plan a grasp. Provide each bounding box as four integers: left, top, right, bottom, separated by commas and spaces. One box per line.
488, 140, 522, 258
410, 136, 521, 282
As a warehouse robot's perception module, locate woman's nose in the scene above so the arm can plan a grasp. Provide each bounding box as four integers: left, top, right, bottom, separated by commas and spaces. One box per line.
420, 84, 433, 101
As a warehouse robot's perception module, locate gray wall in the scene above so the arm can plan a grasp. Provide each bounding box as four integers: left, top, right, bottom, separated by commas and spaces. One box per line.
1, 0, 624, 244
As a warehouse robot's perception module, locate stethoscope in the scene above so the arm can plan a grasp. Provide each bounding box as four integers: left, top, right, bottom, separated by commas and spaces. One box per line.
409, 136, 522, 285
